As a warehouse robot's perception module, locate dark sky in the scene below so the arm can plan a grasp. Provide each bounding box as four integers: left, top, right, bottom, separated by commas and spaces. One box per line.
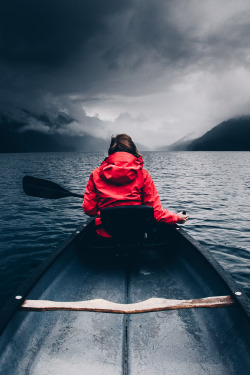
1, 0, 250, 147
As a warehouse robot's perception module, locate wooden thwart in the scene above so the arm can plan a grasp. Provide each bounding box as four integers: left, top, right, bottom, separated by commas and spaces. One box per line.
21, 295, 235, 314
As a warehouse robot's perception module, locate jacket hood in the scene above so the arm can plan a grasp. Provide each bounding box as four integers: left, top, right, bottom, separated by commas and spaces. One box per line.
99, 152, 144, 185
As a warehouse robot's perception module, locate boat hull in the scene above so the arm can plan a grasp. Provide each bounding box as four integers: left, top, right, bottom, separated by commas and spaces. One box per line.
0, 221, 249, 374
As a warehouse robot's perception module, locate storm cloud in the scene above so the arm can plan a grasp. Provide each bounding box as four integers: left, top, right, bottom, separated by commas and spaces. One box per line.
1, 0, 250, 148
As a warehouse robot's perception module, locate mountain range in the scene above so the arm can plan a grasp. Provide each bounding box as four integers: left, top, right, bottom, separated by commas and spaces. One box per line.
0, 112, 109, 153
159, 117, 250, 151
1, 111, 250, 152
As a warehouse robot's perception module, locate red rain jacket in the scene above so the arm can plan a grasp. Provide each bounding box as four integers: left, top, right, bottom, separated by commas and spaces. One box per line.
83, 152, 179, 236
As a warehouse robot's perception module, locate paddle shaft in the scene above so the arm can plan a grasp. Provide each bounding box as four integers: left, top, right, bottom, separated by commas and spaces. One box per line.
66, 192, 84, 198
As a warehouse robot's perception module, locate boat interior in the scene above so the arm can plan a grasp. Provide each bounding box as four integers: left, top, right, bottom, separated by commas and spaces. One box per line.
0, 207, 250, 374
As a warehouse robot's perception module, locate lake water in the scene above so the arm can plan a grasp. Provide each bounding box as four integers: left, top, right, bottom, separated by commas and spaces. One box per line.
0, 151, 249, 310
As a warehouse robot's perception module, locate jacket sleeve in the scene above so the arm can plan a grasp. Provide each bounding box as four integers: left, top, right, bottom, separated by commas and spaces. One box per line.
82, 173, 98, 217
142, 171, 179, 224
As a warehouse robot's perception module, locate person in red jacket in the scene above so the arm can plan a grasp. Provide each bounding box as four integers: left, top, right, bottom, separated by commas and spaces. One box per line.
83, 134, 189, 237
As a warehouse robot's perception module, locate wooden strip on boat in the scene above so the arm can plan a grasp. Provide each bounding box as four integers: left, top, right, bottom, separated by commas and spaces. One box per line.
21, 295, 235, 313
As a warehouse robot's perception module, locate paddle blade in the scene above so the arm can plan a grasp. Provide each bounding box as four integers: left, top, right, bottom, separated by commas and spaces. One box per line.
22, 175, 82, 199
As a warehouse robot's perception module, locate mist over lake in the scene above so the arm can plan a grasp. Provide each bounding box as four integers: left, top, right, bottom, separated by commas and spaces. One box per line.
0, 151, 249, 310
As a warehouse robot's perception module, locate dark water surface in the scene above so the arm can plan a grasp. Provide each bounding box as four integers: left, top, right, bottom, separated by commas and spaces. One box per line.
0, 151, 249, 310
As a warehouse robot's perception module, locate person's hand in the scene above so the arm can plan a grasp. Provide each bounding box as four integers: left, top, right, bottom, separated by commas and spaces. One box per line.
177, 212, 189, 224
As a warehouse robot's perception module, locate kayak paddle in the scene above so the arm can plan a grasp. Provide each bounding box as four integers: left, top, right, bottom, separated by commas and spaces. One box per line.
22, 175, 84, 199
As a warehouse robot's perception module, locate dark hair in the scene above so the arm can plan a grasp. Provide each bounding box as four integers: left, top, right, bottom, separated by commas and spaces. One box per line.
108, 134, 141, 158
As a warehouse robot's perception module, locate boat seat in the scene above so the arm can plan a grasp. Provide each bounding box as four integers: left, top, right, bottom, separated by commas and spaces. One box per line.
100, 205, 154, 243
